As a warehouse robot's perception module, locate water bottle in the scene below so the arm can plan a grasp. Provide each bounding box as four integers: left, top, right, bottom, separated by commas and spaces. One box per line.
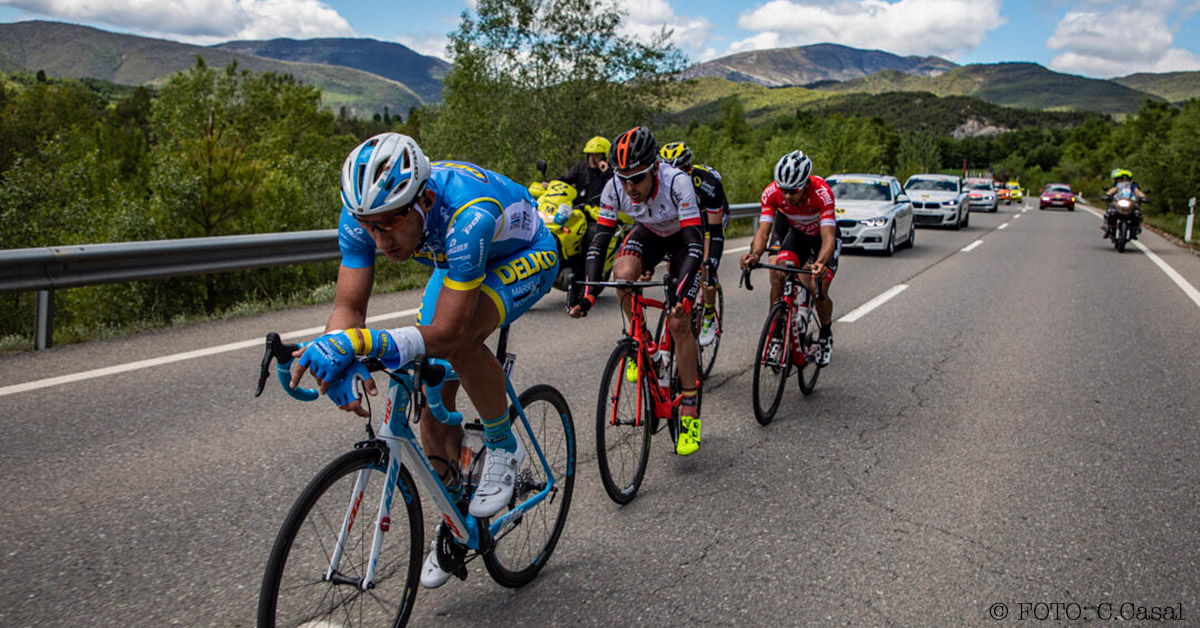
460, 421, 486, 487
553, 203, 572, 226
654, 348, 672, 388
790, 308, 808, 365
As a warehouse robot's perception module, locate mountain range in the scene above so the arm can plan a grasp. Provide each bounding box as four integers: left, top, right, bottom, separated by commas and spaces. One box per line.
3, 19, 1199, 123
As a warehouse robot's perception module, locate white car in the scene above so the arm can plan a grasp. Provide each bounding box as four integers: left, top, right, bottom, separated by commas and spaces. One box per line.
826, 174, 915, 256
964, 178, 998, 212
904, 174, 969, 230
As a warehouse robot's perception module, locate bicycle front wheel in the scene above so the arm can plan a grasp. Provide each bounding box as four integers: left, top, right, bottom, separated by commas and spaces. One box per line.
595, 340, 653, 504
483, 384, 576, 588
797, 308, 822, 395
258, 447, 424, 628
752, 301, 791, 426
698, 282, 724, 380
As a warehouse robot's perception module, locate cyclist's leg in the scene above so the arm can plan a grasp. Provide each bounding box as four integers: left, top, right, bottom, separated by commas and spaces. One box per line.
768, 219, 790, 305
666, 234, 703, 455
417, 268, 466, 500
615, 225, 665, 329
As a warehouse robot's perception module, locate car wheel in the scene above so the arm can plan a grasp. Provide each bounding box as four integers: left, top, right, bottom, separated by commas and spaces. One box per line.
1068, 204, 1075, 211
903, 220, 915, 249
990, 202, 998, 213
883, 225, 896, 257
962, 209, 970, 228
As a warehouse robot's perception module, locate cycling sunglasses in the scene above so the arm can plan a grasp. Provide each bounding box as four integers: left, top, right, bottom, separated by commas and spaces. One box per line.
616, 164, 654, 185
779, 183, 807, 195
354, 205, 411, 233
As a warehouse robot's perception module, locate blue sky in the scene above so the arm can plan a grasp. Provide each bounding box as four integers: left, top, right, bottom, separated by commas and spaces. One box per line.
2, 0, 1198, 78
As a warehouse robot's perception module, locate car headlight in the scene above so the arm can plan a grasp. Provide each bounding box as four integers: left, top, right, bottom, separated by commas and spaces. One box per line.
1041, 196, 1050, 201
943, 200, 958, 206
860, 217, 889, 227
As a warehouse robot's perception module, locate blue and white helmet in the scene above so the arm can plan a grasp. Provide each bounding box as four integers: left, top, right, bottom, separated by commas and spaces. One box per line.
340, 133, 431, 216
774, 150, 813, 190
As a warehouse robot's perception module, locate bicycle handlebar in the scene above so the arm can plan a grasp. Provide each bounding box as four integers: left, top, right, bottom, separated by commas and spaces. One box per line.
255, 332, 460, 424
739, 262, 822, 301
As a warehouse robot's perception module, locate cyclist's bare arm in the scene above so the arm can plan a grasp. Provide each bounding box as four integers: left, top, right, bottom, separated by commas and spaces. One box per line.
326, 264, 375, 331
741, 221, 774, 268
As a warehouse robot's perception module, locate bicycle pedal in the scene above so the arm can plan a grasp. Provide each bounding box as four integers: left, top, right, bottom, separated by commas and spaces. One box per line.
453, 565, 468, 581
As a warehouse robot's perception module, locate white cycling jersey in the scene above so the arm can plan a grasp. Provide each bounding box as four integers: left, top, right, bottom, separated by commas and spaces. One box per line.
597, 163, 702, 237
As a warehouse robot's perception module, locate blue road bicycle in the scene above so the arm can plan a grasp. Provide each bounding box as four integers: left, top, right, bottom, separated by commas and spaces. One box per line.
254, 326, 575, 628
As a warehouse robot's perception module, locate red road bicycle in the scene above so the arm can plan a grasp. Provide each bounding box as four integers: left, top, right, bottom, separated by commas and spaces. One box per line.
583, 277, 703, 504
741, 261, 824, 426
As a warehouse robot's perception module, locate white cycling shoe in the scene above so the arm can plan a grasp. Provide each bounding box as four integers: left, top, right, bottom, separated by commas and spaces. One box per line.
698, 315, 717, 346
468, 440, 525, 518
816, 336, 833, 367
420, 535, 453, 589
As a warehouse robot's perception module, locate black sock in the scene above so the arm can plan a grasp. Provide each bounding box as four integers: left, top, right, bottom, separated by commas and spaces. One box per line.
819, 325, 832, 340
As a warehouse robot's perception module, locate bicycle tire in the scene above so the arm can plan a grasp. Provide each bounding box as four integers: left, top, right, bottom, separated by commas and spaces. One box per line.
797, 307, 822, 395
697, 283, 724, 380
595, 339, 653, 504
483, 384, 576, 587
752, 301, 792, 426
258, 447, 424, 628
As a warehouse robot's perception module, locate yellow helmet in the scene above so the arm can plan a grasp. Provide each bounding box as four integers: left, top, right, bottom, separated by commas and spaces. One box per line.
659, 141, 693, 170
584, 136, 611, 155
1111, 168, 1133, 180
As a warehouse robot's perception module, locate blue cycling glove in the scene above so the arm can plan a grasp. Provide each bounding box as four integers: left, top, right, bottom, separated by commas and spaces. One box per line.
299, 328, 400, 382
326, 361, 372, 407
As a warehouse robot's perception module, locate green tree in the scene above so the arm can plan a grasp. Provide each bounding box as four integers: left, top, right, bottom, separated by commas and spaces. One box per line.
428, 0, 687, 177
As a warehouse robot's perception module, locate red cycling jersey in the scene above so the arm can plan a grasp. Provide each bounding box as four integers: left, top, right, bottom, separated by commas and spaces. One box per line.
759, 176, 836, 238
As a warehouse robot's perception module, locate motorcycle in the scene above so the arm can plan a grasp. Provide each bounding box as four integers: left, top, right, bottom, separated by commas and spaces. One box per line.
1102, 182, 1146, 253
529, 159, 633, 305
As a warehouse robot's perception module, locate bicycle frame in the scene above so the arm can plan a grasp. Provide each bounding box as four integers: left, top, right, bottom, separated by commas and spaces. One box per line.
742, 263, 820, 368
261, 333, 563, 592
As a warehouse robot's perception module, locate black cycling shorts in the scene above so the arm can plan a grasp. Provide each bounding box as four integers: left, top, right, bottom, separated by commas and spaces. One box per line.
774, 223, 840, 285
618, 224, 702, 304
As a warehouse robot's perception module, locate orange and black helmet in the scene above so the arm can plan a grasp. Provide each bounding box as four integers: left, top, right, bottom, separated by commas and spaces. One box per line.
609, 126, 658, 172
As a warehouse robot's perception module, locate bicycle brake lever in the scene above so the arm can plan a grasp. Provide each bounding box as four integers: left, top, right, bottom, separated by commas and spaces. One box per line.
255, 333, 281, 397
740, 269, 754, 291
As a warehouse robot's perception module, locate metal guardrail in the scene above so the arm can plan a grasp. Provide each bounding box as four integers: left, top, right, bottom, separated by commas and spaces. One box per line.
0, 204, 761, 349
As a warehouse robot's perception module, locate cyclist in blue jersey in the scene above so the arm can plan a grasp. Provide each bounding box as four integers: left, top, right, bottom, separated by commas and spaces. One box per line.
289, 133, 558, 588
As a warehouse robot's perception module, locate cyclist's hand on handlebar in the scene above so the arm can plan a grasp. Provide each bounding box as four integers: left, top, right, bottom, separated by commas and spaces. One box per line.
809, 260, 826, 279
292, 332, 356, 385
326, 361, 376, 417
567, 294, 594, 319
740, 251, 760, 270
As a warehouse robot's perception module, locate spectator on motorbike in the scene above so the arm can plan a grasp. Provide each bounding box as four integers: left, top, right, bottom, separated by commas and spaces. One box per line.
1102, 168, 1146, 239
550, 136, 614, 207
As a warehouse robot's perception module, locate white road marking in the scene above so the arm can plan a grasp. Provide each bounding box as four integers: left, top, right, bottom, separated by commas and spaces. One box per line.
1012, 214, 1022, 220
0, 308, 421, 397
998, 223, 1010, 230
839, 285, 909, 323
1081, 206, 1200, 310
1134, 242, 1200, 309
962, 240, 984, 252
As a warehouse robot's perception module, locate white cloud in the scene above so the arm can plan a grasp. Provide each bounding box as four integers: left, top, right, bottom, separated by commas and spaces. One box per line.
1046, 1, 1200, 76
395, 32, 451, 62
729, 0, 1005, 58
614, 0, 714, 58
0, 0, 355, 43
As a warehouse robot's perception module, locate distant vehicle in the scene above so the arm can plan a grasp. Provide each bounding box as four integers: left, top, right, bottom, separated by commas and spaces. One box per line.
996, 183, 1011, 204
904, 174, 969, 230
826, 174, 915, 256
964, 178, 998, 212
1039, 183, 1076, 211
1006, 181, 1024, 203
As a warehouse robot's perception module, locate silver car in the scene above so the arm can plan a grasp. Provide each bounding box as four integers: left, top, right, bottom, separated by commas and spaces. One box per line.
964, 178, 998, 212
904, 174, 969, 229
826, 174, 915, 256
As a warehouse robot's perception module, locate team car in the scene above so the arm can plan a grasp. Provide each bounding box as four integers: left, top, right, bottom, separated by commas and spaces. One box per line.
904, 173, 968, 230
964, 178, 999, 212
826, 174, 915, 256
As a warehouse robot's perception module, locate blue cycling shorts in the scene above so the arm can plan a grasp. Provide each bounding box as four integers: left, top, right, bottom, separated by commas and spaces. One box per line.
417, 227, 558, 328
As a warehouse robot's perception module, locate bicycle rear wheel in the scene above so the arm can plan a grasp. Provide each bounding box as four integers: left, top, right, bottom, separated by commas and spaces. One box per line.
752, 301, 792, 426
258, 447, 423, 628
595, 340, 653, 504
697, 282, 724, 380
796, 308, 822, 395
483, 384, 576, 588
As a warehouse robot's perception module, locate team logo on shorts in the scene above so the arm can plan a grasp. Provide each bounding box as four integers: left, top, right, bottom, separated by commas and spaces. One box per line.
494, 250, 558, 285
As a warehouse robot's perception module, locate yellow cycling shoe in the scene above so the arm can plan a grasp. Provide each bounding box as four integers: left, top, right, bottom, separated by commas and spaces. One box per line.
676, 415, 701, 455
624, 358, 639, 383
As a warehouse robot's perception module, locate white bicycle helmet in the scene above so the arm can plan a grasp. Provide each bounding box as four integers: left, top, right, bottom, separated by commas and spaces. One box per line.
774, 150, 813, 190
340, 133, 431, 216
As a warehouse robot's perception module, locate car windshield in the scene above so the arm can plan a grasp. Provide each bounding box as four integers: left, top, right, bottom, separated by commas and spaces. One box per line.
1046, 185, 1071, 193
830, 180, 892, 201
906, 179, 957, 192
966, 181, 992, 191
1007, 183, 1020, 189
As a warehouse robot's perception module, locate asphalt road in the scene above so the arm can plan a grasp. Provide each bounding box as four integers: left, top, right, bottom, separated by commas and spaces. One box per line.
2, 199, 1199, 628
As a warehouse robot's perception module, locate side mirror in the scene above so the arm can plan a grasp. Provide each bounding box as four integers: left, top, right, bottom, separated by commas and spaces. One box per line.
536, 159, 547, 178
896, 194, 909, 204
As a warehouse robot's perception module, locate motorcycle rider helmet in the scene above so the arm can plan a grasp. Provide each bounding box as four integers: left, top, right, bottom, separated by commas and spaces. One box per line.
774, 150, 813, 191
584, 136, 611, 155
1110, 168, 1133, 182
340, 132, 430, 217
609, 126, 658, 172
659, 141, 693, 171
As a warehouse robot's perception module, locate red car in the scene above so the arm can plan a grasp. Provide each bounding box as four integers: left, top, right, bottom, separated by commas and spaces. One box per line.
1039, 183, 1076, 211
